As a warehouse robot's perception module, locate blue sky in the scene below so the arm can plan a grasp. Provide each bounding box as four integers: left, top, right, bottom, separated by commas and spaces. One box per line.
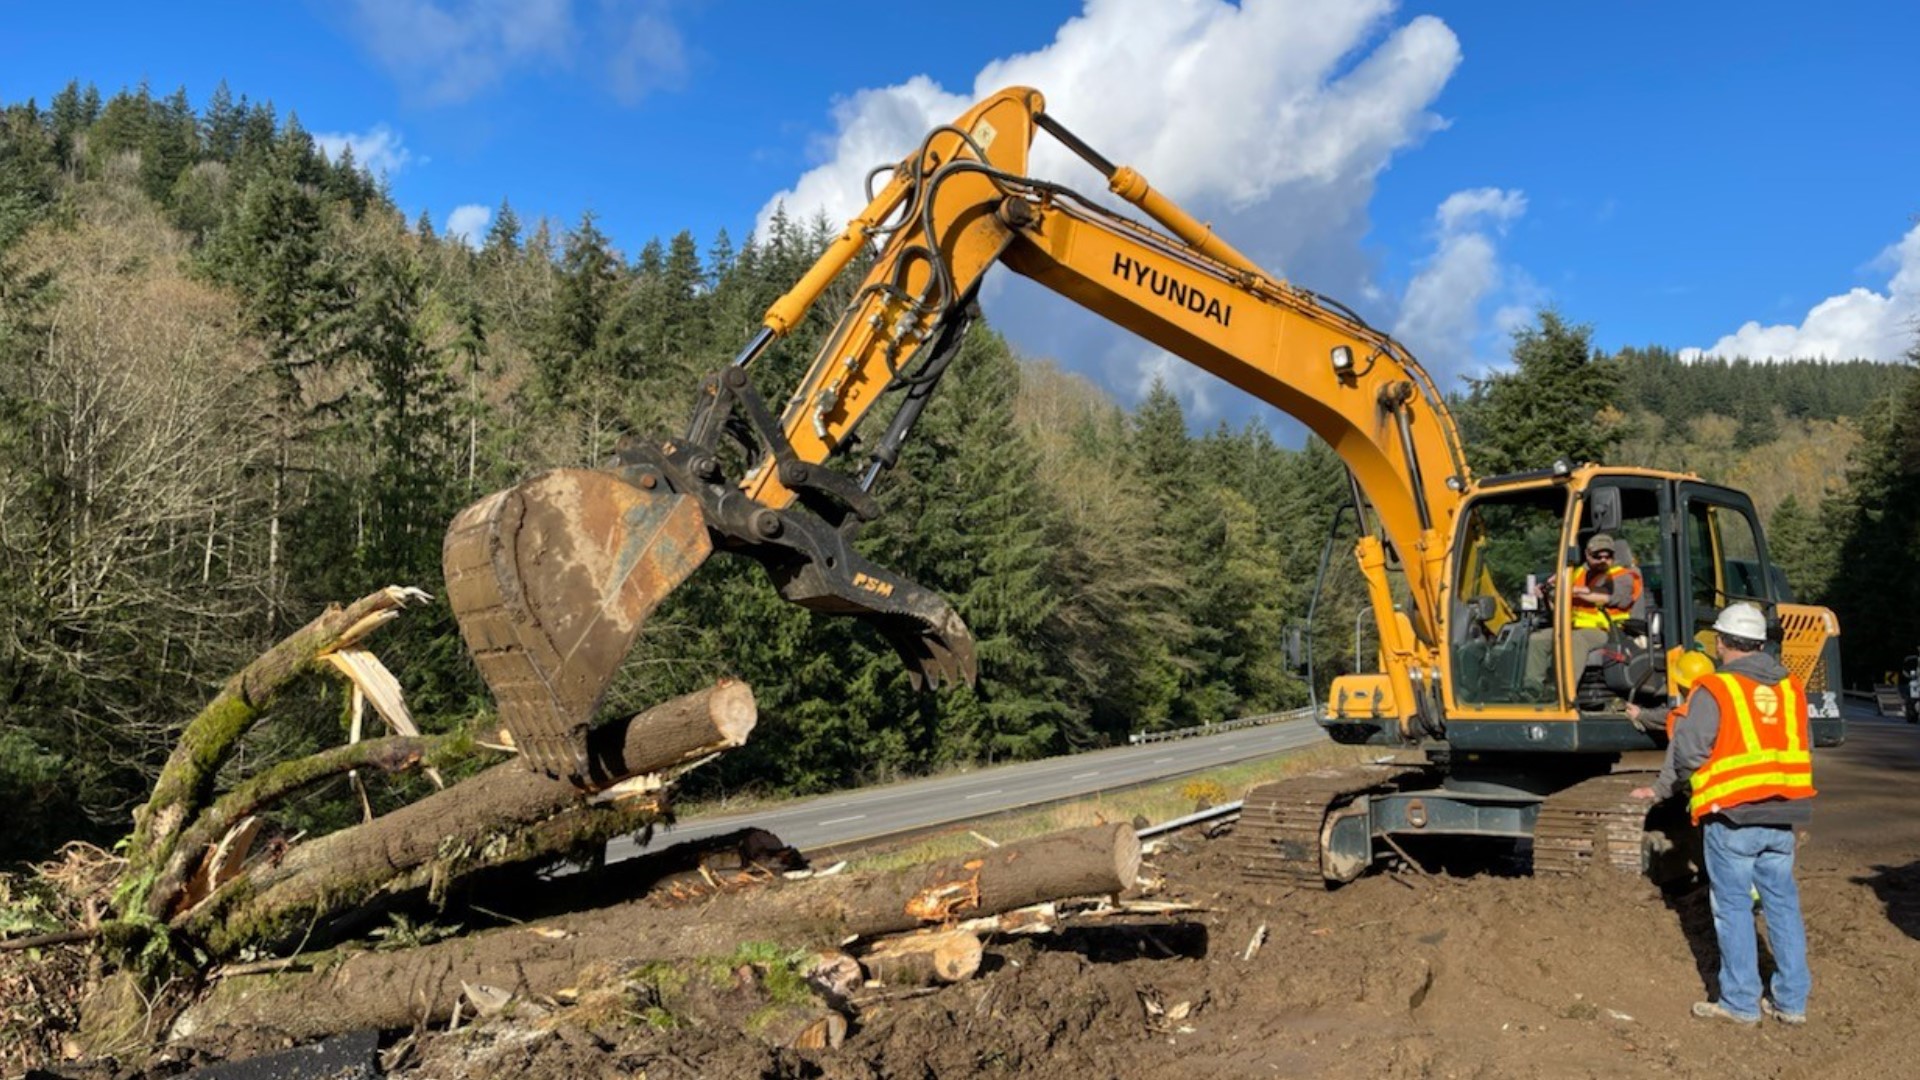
4, 1, 1917, 427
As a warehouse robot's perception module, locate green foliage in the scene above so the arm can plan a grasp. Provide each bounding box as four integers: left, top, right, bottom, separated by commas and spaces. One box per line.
721, 940, 817, 1007
0, 76, 1909, 867
368, 912, 463, 950
0, 871, 63, 938
1819, 358, 1920, 682
0, 730, 85, 864
1457, 310, 1626, 475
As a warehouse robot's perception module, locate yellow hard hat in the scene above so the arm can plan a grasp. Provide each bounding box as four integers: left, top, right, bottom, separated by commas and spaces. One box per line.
1672, 650, 1716, 692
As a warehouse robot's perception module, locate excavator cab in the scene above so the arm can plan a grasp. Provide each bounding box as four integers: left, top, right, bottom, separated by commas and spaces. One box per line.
1438, 464, 1843, 743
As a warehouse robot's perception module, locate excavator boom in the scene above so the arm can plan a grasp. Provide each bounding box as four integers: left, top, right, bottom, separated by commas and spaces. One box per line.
444, 87, 1469, 785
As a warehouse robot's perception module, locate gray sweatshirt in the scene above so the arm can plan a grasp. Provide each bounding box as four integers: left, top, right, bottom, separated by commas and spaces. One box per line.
1651, 651, 1814, 826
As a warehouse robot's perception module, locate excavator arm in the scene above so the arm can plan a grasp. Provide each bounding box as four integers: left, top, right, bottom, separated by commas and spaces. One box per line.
445, 87, 1470, 785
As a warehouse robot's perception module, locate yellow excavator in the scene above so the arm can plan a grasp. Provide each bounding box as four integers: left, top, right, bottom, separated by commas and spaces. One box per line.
442, 87, 1844, 882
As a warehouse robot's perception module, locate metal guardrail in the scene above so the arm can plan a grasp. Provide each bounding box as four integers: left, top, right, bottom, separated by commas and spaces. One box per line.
1126, 705, 1317, 745
1136, 801, 1242, 839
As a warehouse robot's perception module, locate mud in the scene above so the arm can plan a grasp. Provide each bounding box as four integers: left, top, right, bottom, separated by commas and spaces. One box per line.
28, 716, 1920, 1079
385, 715, 1920, 1080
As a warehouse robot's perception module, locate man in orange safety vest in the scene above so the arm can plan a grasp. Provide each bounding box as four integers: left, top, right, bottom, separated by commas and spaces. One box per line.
1631, 602, 1814, 1026
1524, 533, 1644, 690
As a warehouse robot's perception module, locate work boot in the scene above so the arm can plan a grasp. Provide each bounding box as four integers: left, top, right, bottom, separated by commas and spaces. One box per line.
1691, 1001, 1760, 1025
1761, 999, 1807, 1026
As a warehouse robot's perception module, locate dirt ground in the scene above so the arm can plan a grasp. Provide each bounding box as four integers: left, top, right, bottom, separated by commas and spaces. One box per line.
21, 714, 1920, 1079
345, 713, 1917, 1080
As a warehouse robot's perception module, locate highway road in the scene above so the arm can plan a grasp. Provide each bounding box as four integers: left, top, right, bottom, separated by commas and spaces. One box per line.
609, 698, 1890, 863
609, 715, 1329, 860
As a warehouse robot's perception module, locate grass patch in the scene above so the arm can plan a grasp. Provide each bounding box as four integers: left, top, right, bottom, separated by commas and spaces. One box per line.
845, 740, 1378, 874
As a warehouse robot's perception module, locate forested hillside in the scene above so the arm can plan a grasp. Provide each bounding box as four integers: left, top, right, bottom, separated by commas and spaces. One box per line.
1, 82, 1912, 862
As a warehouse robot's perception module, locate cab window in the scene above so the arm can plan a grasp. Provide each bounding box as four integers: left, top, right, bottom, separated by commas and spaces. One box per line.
1450, 487, 1567, 706
1686, 499, 1769, 612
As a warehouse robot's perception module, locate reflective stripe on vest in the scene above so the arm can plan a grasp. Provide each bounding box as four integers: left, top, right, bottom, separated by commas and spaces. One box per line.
1570, 565, 1642, 630
1687, 671, 1815, 824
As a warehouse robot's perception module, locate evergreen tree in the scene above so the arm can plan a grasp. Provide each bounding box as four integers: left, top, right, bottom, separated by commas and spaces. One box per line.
876, 327, 1077, 762
203, 80, 242, 161
1821, 355, 1920, 683
1765, 494, 1835, 603
88, 81, 153, 166
48, 80, 89, 168
1129, 380, 1239, 724
482, 198, 520, 256
1458, 310, 1625, 475
204, 121, 325, 359
137, 85, 196, 204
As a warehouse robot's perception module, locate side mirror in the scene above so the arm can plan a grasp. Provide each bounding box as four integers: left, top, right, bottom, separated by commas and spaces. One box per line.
1903, 656, 1919, 678
1589, 486, 1622, 532
1472, 595, 1496, 622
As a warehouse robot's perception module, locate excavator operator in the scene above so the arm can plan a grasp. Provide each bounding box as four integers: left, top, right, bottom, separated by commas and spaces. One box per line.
1525, 532, 1644, 690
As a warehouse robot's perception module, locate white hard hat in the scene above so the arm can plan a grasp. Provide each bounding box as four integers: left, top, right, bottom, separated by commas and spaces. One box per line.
1712, 602, 1768, 642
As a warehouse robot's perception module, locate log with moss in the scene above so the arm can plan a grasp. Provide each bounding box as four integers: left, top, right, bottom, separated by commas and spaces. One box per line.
182, 680, 758, 956
172, 823, 1140, 1040
119, 587, 434, 923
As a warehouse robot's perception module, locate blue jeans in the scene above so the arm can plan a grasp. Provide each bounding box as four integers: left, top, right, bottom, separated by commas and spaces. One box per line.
1702, 820, 1810, 1018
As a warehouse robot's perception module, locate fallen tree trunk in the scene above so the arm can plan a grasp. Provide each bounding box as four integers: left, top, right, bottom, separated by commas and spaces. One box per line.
174, 823, 1137, 1040
150, 735, 450, 920
183, 680, 757, 956
122, 588, 432, 919
831, 822, 1141, 937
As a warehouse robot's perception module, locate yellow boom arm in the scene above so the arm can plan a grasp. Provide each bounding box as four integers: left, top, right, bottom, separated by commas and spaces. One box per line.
735, 87, 1468, 734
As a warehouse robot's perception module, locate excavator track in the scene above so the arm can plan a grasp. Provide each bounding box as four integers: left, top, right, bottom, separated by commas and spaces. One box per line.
1530, 772, 1657, 876
1233, 765, 1421, 885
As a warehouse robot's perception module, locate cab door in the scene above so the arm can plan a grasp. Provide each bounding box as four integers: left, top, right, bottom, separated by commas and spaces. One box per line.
1675, 482, 1777, 650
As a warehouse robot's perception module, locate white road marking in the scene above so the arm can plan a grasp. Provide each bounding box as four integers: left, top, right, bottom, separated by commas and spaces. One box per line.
1153, 757, 1173, 764
817, 815, 867, 826
1071, 771, 1101, 779
964, 789, 1003, 800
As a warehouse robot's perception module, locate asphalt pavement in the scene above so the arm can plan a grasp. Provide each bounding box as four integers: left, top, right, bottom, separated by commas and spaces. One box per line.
609, 715, 1328, 860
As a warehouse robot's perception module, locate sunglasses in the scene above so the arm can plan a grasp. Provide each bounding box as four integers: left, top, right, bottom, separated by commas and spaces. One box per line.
1588, 550, 1614, 559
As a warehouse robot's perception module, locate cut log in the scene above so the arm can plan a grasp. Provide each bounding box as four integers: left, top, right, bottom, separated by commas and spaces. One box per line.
183, 681, 756, 955
174, 824, 1138, 1040
858, 930, 983, 986
829, 823, 1141, 937
804, 950, 865, 1000
577, 679, 756, 788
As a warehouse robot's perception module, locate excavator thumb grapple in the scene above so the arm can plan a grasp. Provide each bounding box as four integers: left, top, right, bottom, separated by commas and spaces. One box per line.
445, 432, 978, 787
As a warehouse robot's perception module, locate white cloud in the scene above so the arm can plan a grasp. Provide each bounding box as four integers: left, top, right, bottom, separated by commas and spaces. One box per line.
313, 125, 413, 177
1681, 223, 1920, 362
348, 0, 571, 105
1393, 187, 1528, 378
607, 4, 690, 105
445, 204, 492, 247
345, 0, 685, 106
755, 0, 1463, 426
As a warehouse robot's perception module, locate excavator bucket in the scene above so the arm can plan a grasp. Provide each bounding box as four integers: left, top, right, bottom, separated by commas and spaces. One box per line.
443, 468, 712, 784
